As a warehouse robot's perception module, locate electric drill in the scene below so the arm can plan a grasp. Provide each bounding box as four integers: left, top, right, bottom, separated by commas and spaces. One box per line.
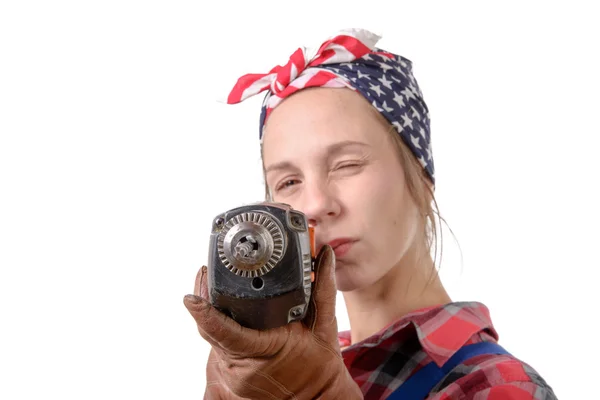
206, 202, 316, 330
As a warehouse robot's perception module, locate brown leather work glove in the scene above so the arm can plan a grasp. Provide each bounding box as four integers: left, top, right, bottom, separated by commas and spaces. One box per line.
183, 245, 363, 400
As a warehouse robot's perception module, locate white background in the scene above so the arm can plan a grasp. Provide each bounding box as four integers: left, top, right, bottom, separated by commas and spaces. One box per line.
1, 1, 598, 399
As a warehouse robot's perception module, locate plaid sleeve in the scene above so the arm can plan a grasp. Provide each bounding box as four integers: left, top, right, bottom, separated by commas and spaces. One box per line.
431, 353, 558, 400
469, 383, 557, 400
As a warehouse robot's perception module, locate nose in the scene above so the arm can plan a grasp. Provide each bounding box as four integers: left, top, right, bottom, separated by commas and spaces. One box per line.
299, 178, 341, 227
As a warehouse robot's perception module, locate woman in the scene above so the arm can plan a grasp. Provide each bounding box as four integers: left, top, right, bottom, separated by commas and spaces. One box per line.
184, 28, 557, 399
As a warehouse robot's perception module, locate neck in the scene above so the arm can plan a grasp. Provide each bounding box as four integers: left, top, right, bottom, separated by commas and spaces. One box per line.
341, 244, 451, 345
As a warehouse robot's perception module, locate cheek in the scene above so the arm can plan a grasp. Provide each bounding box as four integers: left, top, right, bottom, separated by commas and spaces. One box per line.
346, 165, 418, 256
345, 165, 405, 220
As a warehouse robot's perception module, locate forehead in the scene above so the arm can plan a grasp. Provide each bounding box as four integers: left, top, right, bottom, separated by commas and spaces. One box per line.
261, 88, 390, 163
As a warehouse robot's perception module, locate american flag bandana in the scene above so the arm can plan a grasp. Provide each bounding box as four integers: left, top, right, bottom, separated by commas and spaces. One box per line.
225, 28, 435, 184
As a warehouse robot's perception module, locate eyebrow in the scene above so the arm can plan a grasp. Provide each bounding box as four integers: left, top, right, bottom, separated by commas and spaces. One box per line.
264, 140, 370, 174
264, 161, 295, 174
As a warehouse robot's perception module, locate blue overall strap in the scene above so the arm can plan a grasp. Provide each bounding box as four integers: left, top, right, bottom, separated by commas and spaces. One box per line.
387, 341, 511, 400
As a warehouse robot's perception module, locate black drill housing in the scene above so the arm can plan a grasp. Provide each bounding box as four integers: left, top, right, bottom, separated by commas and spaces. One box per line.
207, 202, 313, 330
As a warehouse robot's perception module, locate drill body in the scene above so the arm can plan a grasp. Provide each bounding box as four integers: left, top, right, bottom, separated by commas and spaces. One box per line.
207, 202, 314, 330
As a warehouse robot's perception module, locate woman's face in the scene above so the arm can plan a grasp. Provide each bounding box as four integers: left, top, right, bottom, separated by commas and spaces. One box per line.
261, 87, 423, 292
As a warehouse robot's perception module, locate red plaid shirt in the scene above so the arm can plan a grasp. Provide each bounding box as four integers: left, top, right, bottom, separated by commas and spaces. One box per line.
338, 302, 557, 399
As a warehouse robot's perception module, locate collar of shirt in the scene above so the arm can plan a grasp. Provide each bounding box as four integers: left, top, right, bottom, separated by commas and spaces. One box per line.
338, 301, 499, 367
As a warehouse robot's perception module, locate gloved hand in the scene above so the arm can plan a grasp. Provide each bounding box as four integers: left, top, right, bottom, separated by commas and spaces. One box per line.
183, 245, 363, 400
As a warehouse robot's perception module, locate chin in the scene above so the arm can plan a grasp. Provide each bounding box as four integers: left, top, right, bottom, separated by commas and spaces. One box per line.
333, 256, 391, 292
334, 268, 366, 292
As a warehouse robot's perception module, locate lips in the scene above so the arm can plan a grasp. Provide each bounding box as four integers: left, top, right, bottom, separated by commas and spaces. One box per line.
320, 238, 357, 259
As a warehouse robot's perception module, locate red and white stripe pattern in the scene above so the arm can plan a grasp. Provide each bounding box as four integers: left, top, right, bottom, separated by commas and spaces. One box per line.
225, 29, 382, 130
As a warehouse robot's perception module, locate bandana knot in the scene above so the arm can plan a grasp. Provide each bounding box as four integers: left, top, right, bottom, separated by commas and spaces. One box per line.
226, 29, 381, 104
